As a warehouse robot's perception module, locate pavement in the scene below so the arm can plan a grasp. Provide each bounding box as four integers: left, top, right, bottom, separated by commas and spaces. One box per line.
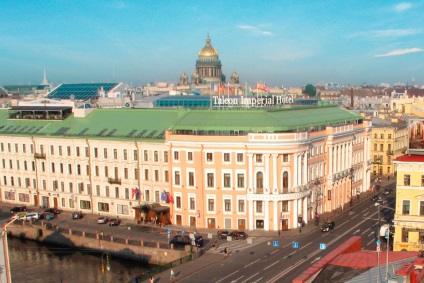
141, 177, 396, 283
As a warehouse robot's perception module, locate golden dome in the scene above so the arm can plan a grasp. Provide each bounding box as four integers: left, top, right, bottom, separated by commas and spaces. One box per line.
199, 35, 218, 57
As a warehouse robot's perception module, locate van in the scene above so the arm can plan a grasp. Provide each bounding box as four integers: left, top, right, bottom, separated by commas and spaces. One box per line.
380, 224, 390, 237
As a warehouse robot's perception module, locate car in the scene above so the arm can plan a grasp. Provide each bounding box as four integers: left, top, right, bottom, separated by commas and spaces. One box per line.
10, 206, 27, 213
97, 216, 108, 224
72, 211, 83, 219
170, 235, 192, 247
44, 208, 61, 214
21, 212, 41, 221
193, 235, 204, 247
321, 221, 335, 232
41, 212, 54, 220
217, 230, 230, 239
109, 218, 120, 226
229, 231, 248, 240
371, 195, 382, 202
383, 188, 393, 195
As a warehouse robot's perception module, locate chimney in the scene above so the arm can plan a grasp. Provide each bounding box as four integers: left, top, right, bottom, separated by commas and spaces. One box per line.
351, 88, 354, 109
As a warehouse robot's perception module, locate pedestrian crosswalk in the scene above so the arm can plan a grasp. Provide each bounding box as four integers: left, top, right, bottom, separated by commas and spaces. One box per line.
206, 237, 272, 254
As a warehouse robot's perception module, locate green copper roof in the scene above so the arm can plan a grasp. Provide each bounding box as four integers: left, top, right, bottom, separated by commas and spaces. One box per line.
0, 105, 361, 140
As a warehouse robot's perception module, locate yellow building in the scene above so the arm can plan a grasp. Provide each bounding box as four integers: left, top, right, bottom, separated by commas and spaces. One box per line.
393, 155, 424, 251
370, 117, 408, 180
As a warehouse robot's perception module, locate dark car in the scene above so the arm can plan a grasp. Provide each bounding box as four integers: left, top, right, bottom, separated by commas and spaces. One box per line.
170, 235, 192, 247
44, 208, 60, 214
321, 221, 335, 232
383, 188, 393, 195
193, 235, 204, 247
229, 231, 248, 240
109, 218, 120, 226
217, 230, 230, 239
10, 206, 27, 213
72, 211, 83, 219
371, 195, 382, 202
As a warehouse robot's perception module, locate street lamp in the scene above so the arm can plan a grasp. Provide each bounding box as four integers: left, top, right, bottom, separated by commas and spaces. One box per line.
3, 215, 17, 283
350, 168, 354, 203
101, 252, 111, 273
375, 202, 395, 282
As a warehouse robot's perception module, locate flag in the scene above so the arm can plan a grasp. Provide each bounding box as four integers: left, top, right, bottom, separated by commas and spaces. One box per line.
131, 188, 136, 199
229, 86, 235, 94
211, 83, 218, 92
219, 83, 225, 94
167, 193, 174, 204
161, 191, 168, 202
257, 82, 269, 93
135, 188, 141, 200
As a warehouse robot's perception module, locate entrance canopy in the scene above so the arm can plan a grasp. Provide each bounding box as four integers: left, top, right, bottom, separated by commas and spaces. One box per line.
133, 202, 170, 213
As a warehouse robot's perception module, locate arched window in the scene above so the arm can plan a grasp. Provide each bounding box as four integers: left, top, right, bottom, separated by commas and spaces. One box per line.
283, 171, 288, 193
256, 172, 263, 189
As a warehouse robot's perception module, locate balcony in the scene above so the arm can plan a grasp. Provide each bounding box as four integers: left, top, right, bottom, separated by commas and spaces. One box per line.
386, 150, 393, 156
107, 178, 122, 185
34, 153, 46, 159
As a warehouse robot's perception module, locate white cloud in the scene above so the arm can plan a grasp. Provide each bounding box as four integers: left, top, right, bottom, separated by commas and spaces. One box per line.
349, 29, 420, 38
374, 48, 423, 57
394, 2, 412, 12
236, 24, 273, 36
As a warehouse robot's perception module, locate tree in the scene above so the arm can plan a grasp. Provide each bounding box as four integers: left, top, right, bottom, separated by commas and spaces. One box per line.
302, 84, 317, 97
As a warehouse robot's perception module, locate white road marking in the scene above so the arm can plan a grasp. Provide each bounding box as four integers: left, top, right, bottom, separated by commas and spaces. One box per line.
300, 242, 311, 250
252, 277, 263, 283
216, 270, 239, 283
244, 259, 260, 268
240, 272, 259, 283
263, 260, 280, 270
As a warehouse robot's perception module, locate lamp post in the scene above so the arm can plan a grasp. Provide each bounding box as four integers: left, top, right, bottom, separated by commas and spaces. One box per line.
375, 202, 395, 282
350, 168, 354, 204
3, 216, 17, 283
101, 252, 111, 273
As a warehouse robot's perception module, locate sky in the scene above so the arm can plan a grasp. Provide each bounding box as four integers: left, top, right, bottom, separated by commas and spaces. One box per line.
1, 0, 424, 87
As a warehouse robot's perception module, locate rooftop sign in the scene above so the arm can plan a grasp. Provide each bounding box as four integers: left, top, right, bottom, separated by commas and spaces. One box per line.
212, 95, 293, 107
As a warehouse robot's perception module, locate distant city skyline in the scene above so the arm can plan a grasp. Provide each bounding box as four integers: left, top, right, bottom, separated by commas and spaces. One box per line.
0, 0, 423, 87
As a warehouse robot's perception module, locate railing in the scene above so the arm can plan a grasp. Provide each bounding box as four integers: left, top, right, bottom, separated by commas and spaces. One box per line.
34, 153, 46, 159
107, 178, 122, 185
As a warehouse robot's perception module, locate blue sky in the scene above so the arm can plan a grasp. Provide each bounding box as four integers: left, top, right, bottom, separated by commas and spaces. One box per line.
1, 0, 423, 87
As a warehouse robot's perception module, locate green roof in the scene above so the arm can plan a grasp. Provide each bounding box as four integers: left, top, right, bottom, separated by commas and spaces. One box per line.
0, 105, 362, 140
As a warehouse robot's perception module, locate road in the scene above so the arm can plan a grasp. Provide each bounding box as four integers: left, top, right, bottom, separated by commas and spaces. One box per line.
177, 184, 396, 283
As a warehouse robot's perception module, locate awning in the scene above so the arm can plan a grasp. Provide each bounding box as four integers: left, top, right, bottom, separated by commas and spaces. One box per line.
133, 202, 170, 213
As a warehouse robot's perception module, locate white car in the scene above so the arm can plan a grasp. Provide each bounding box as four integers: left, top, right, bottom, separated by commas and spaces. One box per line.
97, 216, 108, 224
20, 212, 41, 221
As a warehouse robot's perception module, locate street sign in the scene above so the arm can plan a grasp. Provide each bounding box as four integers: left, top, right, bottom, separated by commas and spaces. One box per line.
376, 245, 380, 252
273, 241, 279, 247
320, 243, 326, 250
376, 240, 381, 246
292, 242, 299, 249
167, 228, 171, 234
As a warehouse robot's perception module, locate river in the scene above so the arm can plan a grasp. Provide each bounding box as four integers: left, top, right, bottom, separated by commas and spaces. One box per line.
8, 237, 153, 283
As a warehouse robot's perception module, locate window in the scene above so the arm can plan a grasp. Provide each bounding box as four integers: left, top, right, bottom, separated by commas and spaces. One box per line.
190, 197, 195, 210
224, 199, 231, 212
283, 171, 289, 192
96, 185, 100, 196
23, 144, 26, 153
404, 174, 410, 186
256, 201, 263, 213
80, 200, 91, 210
420, 201, 424, 216
144, 150, 148, 161
94, 148, 98, 158
282, 201, 288, 212
380, 144, 384, 152
224, 173, 231, 188
50, 145, 54, 155
114, 149, 118, 159
134, 150, 138, 160
85, 147, 89, 157
105, 186, 110, 197
125, 188, 129, 199
174, 171, 180, 185
124, 168, 128, 179
187, 152, 193, 161
115, 187, 119, 198
188, 172, 194, 186
388, 134, 392, 139
144, 169, 149, 181
155, 191, 159, 202
374, 133, 377, 138
95, 166, 99, 176
237, 174, 244, 188
207, 173, 214, 187
76, 147, 80, 157
402, 200, 410, 215
154, 151, 158, 162
123, 149, 127, 160
104, 166, 108, 177
256, 154, 262, 162
164, 151, 168, 162
69, 182, 73, 193
164, 170, 169, 182
68, 164, 72, 174
380, 134, 384, 139
238, 200, 245, 212
154, 170, 159, 181
401, 228, 408, 242
206, 153, 213, 162
256, 172, 263, 188
283, 154, 288, 162
176, 196, 181, 209
173, 151, 179, 161
422, 175, 424, 187
374, 144, 378, 151
77, 165, 81, 175
208, 199, 215, 211
51, 163, 55, 173
237, 153, 244, 162
104, 148, 107, 158
67, 146, 71, 156
224, 153, 230, 162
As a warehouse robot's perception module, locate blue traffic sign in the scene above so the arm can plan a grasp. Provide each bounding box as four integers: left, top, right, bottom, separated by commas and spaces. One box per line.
273, 241, 279, 247
376, 240, 381, 245
292, 242, 299, 249
320, 243, 326, 250
167, 228, 171, 234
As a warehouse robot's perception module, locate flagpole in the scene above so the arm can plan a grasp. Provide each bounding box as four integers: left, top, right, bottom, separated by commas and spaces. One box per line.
210, 82, 212, 109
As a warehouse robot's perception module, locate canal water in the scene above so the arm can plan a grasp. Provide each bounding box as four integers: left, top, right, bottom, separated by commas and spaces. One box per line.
8, 237, 153, 283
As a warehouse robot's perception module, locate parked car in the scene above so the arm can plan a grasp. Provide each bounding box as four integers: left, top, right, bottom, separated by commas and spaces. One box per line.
383, 188, 393, 195
41, 212, 54, 220
321, 221, 335, 232
72, 211, 83, 219
97, 216, 108, 224
10, 206, 27, 213
109, 218, 120, 226
217, 230, 230, 239
170, 235, 192, 247
193, 235, 204, 247
229, 231, 248, 240
371, 195, 382, 202
44, 208, 61, 214
21, 212, 41, 221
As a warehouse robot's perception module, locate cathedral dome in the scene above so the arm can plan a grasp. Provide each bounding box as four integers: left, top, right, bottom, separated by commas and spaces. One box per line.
199, 35, 218, 57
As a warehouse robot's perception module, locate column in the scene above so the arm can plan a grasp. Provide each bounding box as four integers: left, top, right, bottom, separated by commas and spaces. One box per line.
248, 154, 253, 189
272, 154, 278, 191
329, 146, 333, 176
293, 199, 298, 229
273, 200, 279, 231
303, 197, 308, 224
294, 154, 298, 187
303, 152, 308, 185
248, 199, 254, 230
264, 154, 270, 189
264, 200, 269, 231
